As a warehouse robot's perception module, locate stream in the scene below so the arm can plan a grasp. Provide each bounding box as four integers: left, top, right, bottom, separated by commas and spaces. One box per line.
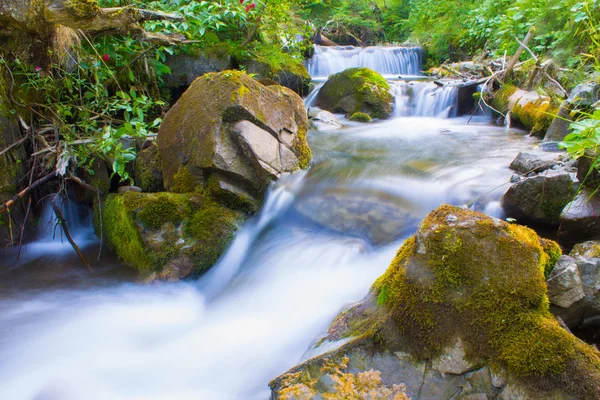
0, 46, 544, 400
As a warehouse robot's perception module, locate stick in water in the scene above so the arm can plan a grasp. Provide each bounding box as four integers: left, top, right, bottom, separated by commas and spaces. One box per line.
52, 202, 92, 271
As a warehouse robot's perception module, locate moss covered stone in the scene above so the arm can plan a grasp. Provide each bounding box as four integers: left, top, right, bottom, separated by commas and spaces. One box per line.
134, 145, 164, 193
243, 56, 311, 96
493, 86, 559, 136
96, 191, 246, 279
371, 205, 600, 398
316, 67, 394, 119
158, 70, 311, 205
349, 112, 372, 122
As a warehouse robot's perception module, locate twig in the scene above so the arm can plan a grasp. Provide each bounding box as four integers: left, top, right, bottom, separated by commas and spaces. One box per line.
16, 196, 32, 260
67, 173, 103, 194
97, 191, 103, 262
0, 136, 28, 157
0, 172, 57, 214
544, 72, 568, 98
515, 36, 539, 63
52, 200, 92, 271
502, 26, 535, 81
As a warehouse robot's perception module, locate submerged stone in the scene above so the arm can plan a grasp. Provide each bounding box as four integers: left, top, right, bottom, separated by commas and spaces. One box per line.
270, 205, 600, 400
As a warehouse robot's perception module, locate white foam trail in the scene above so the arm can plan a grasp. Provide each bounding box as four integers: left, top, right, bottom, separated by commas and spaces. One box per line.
306, 45, 422, 79
197, 172, 306, 300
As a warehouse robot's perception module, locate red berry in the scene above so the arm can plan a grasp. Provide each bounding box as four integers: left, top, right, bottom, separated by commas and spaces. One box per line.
102, 54, 110, 62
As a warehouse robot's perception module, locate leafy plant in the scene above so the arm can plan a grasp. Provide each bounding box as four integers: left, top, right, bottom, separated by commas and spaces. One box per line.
561, 110, 600, 188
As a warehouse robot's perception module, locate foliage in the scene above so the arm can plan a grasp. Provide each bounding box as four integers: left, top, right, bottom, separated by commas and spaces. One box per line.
561, 109, 600, 185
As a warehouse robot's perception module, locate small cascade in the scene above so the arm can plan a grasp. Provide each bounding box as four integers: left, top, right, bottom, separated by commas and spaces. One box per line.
392, 81, 458, 118
304, 82, 324, 108
197, 171, 306, 300
306, 45, 422, 79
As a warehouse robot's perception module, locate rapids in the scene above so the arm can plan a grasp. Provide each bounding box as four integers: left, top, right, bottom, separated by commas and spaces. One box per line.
0, 47, 544, 400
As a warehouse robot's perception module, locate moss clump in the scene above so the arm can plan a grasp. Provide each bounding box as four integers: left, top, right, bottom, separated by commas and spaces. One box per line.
317, 67, 394, 119
349, 112, 373, 122
134, 145, 163, 193
99, 194, 152, 272
206, 174, 256, 212
170, 166, 198, 193
64, 0, 100, 19
539, 238, 562, 278
371, 205, 600, 399
123, 191, 190, 229
185, 196, 241, 273
512, 99, 559, 137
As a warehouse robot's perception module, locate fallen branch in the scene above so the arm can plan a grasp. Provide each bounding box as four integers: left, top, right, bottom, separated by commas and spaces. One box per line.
0, 172, 57, 214
502, 26, 535, 81
52, 200, 92, 271
0, 136, 28, 157
16, 196, 32, 260
67, 173, 103, 194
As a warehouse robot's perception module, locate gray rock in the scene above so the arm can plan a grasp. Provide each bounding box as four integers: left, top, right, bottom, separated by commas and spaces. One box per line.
509, 152, 557, 174
576, 150, 600, 188
501, 170, 576, 226
308, 108, 342, 131
164, 53, 232, 88
498, 383, 532, 400
432, 338, 476, 375
571, 240, 600, 258
558, 188, 600, 240
117, 185, 142, 194
567, 81, 600, 107
244, 60, 311, 96
546, 255, 586, 308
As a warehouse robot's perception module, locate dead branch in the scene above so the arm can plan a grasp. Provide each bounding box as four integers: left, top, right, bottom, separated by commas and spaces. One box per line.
52, 200, 92, 271
16, 196, 32, 260
502, 26, 535, 81
0, 172, 57, 214
0, 136, 28, 157
67, 173, 103, 194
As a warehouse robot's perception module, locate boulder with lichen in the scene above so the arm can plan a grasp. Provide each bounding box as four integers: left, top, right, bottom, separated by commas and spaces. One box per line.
270, 205, 600, 400
158, 70, 311, 207
316, 67, 394, 119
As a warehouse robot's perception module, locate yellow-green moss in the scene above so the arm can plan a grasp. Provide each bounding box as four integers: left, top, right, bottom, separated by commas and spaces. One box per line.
349, 112, 373, 122
371, 205, 600, 399
295, 126, 312, 170
185, 197, 241, 273
99, 194, 152, 272
171, 166, 198, 193
64, 0, 100, 19
512, 100, 559, 136
123, 191, 191, 229
134, 146, 163, 193
492, 84, 518, 113
539, 238, 562, 278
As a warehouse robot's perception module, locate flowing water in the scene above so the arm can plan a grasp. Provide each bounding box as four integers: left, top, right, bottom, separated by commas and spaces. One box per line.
0, 49, 544, 400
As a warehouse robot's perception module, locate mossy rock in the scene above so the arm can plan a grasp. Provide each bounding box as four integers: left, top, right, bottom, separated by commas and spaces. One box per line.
316, 67, 394, 119
272, 206, 600, 400
348, 112, 372, 123
243, 59, 311, 97
158, 70, 311, 205
134, 144, 164, 193
95, 191, 245, 279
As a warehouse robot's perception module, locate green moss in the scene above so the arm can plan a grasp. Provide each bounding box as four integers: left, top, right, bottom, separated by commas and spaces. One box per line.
371, 205, 600, 399
64, 0, 100, 19
492, 84, 518, 113
134, 146, 163, 193
349, 112, 372, 122
123, 191, 190, 229
206, 174, 256, 212
295, 125, 312, 170
171, 166, 198, 193
317, 67, 394, 119
185, 196, 241, 273
99, 194, 152, 272
539, 238, 562, 278
512, 100, 559, 137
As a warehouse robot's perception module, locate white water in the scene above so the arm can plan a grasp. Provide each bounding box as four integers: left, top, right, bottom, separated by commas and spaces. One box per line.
0, 47, 543, 400
392, 81, 459, 118
306, 45, 422, 79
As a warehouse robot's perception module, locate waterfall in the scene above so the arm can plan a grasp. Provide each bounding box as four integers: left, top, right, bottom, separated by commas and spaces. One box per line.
392, 81, 459, 118
306, 45, 422, 79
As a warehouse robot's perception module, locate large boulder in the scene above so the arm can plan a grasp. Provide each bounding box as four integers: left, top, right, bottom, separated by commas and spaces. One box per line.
134, 143, 163, 193
158, 70, 311, 206
316, 67, 394, 119
94, 191, 245, 280
270, 206, 600, 400
501, 170, 576, 226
